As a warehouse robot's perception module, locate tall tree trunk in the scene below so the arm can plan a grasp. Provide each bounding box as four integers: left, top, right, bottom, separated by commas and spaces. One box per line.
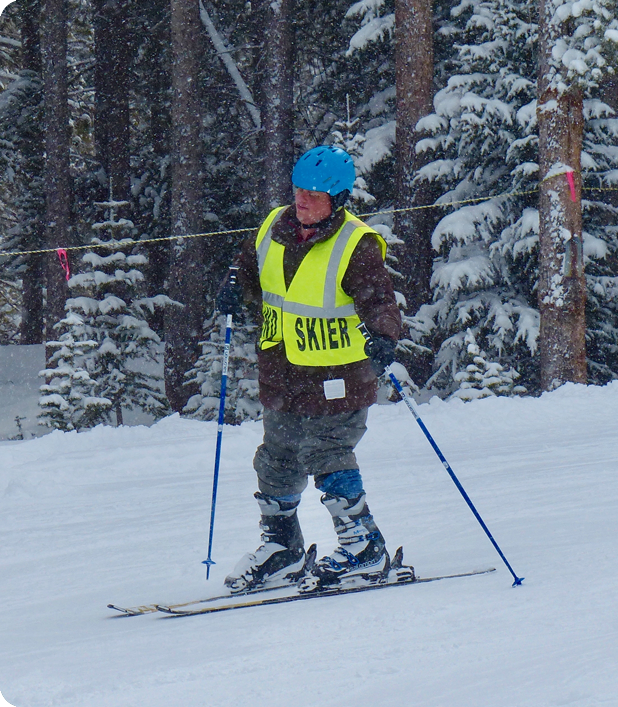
93, 0, 131, 204
164, 0, 205, 412
394, 0, 436, 382
41, 0, 71, 338
537, 0, 587, 390
18, 0, 45, 344
258, 0, 294, 211
144, 0, 171, 334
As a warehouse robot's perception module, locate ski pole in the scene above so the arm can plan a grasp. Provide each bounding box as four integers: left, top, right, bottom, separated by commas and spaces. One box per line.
358, 324, 524, 587
386, 368, 524, 586
203, 310, 234, 579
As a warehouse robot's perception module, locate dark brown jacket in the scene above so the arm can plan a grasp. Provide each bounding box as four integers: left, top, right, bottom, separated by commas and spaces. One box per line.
236, 205, 401, 416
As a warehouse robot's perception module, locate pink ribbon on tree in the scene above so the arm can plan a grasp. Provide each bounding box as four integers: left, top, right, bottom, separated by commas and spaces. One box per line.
565, 169, 577, 202
57, 248, 71, 281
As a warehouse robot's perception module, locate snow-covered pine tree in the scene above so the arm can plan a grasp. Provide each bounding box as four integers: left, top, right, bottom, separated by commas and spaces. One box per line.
451, 328, 525, 400
331, 95, 376, 209
583, 97, 618, 384
0, 276, 20, 343
293, 0, 396, 209
339, 0, 396, 205
183, 314, 261, 424
38, 316, 111, 431
406, 0, 541, 398
405, 0, 618, 397
39, 196, 172, 430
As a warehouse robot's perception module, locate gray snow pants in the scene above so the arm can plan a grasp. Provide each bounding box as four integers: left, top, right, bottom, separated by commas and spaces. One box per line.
253, 408, 369, 498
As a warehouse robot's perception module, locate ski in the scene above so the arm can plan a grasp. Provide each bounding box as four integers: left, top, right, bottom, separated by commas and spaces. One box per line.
108, 543, 318, 616
156, 567, 495, 616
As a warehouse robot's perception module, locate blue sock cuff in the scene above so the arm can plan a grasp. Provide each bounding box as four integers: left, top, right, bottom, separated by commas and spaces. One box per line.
316, 469, 365, 498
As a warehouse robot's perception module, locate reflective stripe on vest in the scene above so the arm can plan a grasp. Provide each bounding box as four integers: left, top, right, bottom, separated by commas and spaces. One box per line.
256, 207, 387, 366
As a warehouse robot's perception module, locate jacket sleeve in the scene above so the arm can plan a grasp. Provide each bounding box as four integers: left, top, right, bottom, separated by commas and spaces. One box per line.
236, 235, 262, 306
341, 233, 402, 341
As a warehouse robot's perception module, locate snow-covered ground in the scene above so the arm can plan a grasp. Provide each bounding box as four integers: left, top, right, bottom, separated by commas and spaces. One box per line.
1, 380, 618, 706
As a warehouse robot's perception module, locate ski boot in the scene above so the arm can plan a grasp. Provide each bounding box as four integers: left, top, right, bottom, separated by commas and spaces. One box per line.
301, 492, 389, 592
224, 492, 307, 594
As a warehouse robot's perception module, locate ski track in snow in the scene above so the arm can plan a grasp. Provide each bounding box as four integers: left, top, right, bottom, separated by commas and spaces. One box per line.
1, 383, 618, 706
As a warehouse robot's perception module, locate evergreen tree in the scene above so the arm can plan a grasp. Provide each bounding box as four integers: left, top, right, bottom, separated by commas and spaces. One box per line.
184, 314, 261, 424
407, 0, 618, 397
584, 100, 618, 384
450, 328, 525, 400
407, 0, 541, 397
0, 275, 20, 343
38, 317, 110, 432
331, 95, 376, 209
39, 198, 172, 430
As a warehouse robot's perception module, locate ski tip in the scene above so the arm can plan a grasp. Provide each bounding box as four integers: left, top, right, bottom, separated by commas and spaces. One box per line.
107, 604, 137, 616
156, 605, 185, 616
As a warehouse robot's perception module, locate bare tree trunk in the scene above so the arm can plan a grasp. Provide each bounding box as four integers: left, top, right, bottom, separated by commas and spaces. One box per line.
146, 0, 172, 335
93, 0, 131, 204
164, 0, 205, 412
41, 0, 71, 338
537, 0, 586, 390
18, 0, 45, 344
394, 0, 437, 382
258, 0, 294, 211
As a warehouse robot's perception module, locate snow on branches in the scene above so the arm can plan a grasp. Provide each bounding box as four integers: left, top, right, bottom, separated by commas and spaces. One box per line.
541, 0, 617, 94
38, 203, 174, 431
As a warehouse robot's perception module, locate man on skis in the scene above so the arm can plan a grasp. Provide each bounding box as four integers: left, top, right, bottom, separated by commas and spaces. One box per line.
217, 145, 401, 592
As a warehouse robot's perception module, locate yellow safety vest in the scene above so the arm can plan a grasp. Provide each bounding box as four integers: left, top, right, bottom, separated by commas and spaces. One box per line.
256, 207, 387, 366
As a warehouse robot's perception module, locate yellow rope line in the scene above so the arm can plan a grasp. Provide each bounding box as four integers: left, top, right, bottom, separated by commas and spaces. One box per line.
1, 184, 617, 259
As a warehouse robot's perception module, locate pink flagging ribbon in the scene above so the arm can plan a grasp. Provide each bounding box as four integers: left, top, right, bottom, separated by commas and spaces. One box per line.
57, 248, 71, 281
566, 170, 577, 202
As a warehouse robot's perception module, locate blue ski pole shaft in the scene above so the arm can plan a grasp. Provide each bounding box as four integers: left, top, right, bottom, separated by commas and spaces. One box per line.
386, 367, 524, 587
203, 313, 233, 579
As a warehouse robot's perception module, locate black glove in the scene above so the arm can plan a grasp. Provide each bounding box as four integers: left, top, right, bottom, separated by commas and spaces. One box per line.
364, 332, 397, 376
216, 266, 243, 316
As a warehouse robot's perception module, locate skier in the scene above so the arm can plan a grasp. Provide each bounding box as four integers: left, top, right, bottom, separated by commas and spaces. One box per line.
216, 145, 401, 592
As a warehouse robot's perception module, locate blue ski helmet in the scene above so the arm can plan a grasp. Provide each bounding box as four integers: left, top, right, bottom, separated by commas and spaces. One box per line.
292, 146, 356, 196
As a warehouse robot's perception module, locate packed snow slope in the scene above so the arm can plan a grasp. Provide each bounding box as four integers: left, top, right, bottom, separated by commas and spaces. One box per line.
1, 383, 618, 707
